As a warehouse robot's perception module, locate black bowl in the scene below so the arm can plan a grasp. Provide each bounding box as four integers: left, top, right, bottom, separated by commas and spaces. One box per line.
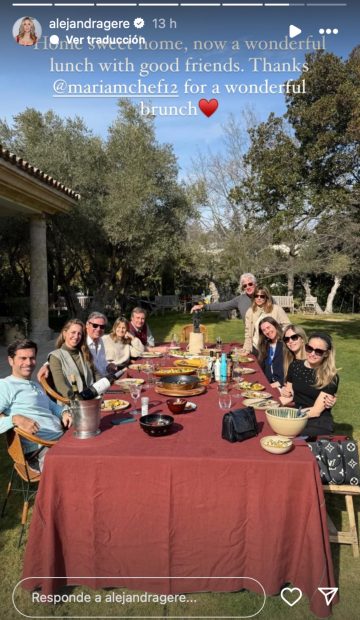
157, 375, 199, 391
139, 413, 174, 436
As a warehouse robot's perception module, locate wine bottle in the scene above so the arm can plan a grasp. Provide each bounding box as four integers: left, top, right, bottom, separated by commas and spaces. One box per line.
70, 374, 80, 401
214, 353, 221, 382
79, 368, 125, 400
226, 353, 233, 381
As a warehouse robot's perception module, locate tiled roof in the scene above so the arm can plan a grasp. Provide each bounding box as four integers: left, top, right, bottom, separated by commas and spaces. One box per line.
0, 144, 80, 201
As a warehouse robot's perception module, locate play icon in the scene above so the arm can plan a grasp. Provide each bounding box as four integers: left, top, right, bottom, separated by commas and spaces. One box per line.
289, 25, 302, 38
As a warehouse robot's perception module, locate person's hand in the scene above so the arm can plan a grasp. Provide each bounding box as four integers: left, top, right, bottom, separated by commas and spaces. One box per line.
324, 394, 337, 408
190, 304, 204, 314
106, 363, 118, 373
280, 386, 293, 398
37, 364, 49, 381
61, 409, 73, 428
125, 331, 133, 340
12, 414, 40, 434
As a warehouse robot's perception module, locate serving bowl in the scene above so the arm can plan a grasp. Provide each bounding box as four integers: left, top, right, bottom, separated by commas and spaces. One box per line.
157, 375, 200, 391
166, 398, 187, 414
260, 435, 293, 455
139, 413, 174, 436
265, 407, 308, 437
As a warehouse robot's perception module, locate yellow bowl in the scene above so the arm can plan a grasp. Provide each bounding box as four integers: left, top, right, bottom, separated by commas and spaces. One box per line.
260, 435, 293, 455
265, 408, 308, 437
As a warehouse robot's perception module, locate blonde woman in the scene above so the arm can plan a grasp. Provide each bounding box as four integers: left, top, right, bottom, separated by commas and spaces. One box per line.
16, 17, 37, 46
48, 319, 99, 398
102, 317, 144, 369
283, 324, 307, 379
242, 286, 290, 354
281, 332, 339, 436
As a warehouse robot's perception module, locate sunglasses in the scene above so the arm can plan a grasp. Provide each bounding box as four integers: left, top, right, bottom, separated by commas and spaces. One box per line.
88, 322, 105, 330
305, 343, 327, 357
242, 282, 254, 290
255, 294, 266, 299
284, 334, 300, 343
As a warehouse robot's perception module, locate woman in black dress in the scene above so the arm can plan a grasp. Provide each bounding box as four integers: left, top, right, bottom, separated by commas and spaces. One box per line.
281, 332, 339, 436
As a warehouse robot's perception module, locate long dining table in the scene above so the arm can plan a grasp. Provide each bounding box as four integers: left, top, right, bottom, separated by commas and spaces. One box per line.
22, 347, 338, 617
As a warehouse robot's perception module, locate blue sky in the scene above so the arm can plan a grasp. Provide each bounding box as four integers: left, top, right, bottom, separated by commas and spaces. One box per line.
1, 1, 358, 178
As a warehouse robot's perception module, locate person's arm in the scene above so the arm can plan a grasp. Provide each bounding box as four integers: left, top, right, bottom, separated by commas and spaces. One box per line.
146, 325, 155, 348
279, 382, 294, 405
241, 308, 253, 353
275, 306, 291, 329
47, 398, 72, 428
205, 296, 241, 312
48, 354, 71, 398
308, 377, 339, 418
129, 336, 145, 358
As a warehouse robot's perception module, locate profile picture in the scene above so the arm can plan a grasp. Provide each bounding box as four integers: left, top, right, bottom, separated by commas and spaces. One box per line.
13, 16, 42, 46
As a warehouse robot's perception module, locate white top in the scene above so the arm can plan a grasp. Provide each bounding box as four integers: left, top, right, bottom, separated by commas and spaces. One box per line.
86, 335, 108, 376
102, 334, 144, 366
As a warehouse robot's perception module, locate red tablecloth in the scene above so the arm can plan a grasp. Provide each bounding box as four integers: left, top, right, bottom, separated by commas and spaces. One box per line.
22, 351, 337, 617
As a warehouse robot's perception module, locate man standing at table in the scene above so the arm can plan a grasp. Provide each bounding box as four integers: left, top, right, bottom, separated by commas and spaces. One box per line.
0, 339, 72, 471
128, 307, 155, 349
190, 273, 257, 321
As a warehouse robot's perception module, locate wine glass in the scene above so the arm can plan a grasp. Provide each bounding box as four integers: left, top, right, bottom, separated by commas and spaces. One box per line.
143, 362, 154, 389
216, 336, 222, 351
129, 384, 142, 415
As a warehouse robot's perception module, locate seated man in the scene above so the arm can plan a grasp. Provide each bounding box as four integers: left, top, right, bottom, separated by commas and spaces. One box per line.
0, 339, 72, 471
128, 307, 155, 349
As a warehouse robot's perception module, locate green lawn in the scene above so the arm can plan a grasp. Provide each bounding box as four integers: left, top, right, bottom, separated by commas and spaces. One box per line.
1, 312, 359, 619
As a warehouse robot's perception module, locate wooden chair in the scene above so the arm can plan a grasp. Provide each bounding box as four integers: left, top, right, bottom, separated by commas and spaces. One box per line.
180, 324, 209, 344
1, 427, 57, 546
39, 371, 70, 405
324, 442, 360, 558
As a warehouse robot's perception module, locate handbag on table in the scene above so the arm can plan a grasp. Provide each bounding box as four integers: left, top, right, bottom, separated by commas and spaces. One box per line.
222, 407, 258, 443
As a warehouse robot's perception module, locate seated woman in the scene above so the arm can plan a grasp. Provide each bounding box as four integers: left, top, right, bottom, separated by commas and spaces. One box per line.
257, 317, 285, 388
283, 324, 307, 379
281, 332, 339, 437
242, 286, 290, 354
102, 317, 144, 369
48, 319, 99, 399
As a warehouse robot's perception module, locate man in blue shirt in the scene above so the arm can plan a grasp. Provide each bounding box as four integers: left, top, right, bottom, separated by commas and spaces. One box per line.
0, 339, 72, 470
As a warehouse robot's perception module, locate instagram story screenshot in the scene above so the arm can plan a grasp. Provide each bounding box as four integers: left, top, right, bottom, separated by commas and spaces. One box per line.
0, 1, 359, 620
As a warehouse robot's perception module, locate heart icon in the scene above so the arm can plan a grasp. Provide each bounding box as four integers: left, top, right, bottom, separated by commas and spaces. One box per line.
280, 587, 302, 607
198, 98, 219, 117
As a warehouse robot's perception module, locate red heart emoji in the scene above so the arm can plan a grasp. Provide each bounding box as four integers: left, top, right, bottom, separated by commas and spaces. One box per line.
198, 98, 219, 117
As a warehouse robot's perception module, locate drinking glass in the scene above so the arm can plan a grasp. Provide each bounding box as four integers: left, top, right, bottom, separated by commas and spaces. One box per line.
218, 392, 232, 410
143, 362, 154, 388
232, 366, 243, 384
197, 368, 212, 387
216, 336, 222, 351
129, 384, 142, 415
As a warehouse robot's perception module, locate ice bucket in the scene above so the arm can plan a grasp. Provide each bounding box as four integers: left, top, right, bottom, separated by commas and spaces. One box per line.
72, 398, 101, 439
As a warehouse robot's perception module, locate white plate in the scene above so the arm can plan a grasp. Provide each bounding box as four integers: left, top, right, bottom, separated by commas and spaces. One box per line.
184, 401, 197, 411
243, 398, 279, 410
116, 378, 144, 385
141, 352, 163, 358
101, 399, 130, 412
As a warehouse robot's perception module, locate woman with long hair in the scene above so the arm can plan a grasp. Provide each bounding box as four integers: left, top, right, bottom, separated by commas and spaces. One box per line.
281, 332, 339, 436
242, 286, 290, 354
282, 324, 307, 379
102, 317, 144, 369
48, 319, 99, 399
16, 17, 37, 46
257, 317, 285, 387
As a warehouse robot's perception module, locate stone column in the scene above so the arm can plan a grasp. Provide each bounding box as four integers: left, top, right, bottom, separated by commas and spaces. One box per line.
30, 215, 52, 341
